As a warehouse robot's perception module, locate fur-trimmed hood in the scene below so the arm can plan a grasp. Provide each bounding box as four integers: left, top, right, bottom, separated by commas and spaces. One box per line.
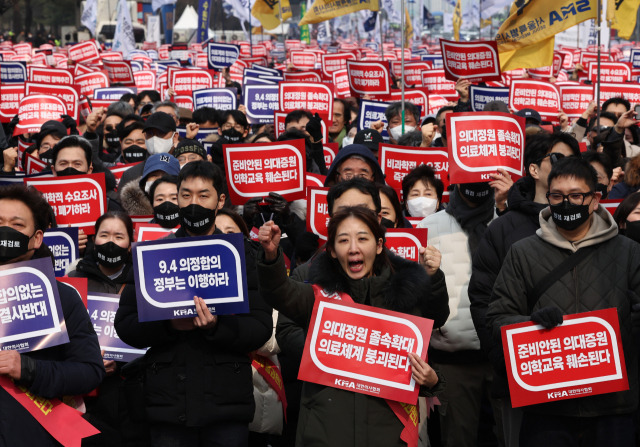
119, 177, 154, 216
307, 249, 430, 314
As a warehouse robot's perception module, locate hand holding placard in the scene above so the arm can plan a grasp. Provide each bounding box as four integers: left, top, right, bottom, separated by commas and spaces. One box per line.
408, 353, 437, 388
0, 350, 21, 380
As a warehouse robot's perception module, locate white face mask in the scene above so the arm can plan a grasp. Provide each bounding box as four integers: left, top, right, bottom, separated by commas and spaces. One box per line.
407, 196, 438, 218
342, 136, 354, 147
389, 125, 416, 142
146, 133, 174, 155
144, 181, 154, 193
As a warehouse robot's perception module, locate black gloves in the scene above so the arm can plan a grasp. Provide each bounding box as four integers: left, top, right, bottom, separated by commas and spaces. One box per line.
305, 113, 323, 144
531, 306, 564, 329
60, 114, 78, 135
242, 197, 262, 229
265, 192, 290, 217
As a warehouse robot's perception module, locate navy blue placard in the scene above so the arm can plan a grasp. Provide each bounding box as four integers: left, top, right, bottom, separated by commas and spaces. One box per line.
364, 42, 379, 52
631, 49, 640, 69
129, 60, 144, 72
0, 171, 52, 187
243, 84, 280, 124
43, 227, 79, 277
87, 293, 147, 362
359, 100, 390, 141
0, 62, 26, 83
251, 64, 282, 76
469, 85, 510, 112
133, 233, 249, 322
94, 87, 138, 101
0, 257, 69, 352
421, 55, 443, 69
207, 42, 240, 69
244, 76, 277, 86
193, 87, 237, 110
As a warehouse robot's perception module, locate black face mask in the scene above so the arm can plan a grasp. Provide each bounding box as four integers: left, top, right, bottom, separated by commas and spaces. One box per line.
122, 145, 148, 163
56, 167, 87, 177
0, 227, 32, 264
459, 182, 493, 204
39, 149, 54, 166
550, 201, 591, 231
596, 183, 608, 199
381, 217, 395, 229
220, 129, 244, 143
179, 204, 216, 235
624, 220, 640, 244
154, 201, 181, 229
105, 131, 120, 149
95, 241, 128, 269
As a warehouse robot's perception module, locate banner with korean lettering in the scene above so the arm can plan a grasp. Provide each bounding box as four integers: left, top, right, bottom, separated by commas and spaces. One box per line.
594, 82, 640, 105
378, 144, 449, 192
384, 229, 427, 263
559, 85, 593, 118
0, 62, 26, 83
68, 40, 101, 64
207, 43, 240, 69
88, 293, 147, 361
14, 95, 67, 135
421, 69, 457, 101
359, 100, 390, 141
588, 62, 631, 83
346, 61, 391, 96
193, 87, 237, 111
321, 53, 356, 80
0, 257, 69, 352
298, 297, 433, 404
224, 139, 306, 204
93, 87, 137, 101
75, 72, 110, 98
25, 173, 107, 235
306, 187, 329, 240
0, 83, 25, 123
279, 82, 333, 120
102, 60, 136, 86
28, 67, 74, 85
133, 233, 248, 322
43, 227, 79, 277
469, 85, 509, 112
333, 69, 351, 98
509, 80, 560, 122
170, 69, 214, 96
243, 85, 280, 124
502, 308, 628, 408
447, 112, 525, 184
440, 39, 501, 83
283, 71, 322, 83
25, 83, 79, 122
290, 51, 316, 70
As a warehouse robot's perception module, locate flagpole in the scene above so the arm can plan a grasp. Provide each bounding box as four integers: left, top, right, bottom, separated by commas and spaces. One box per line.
248, 0, 254, 56
595, 0, 602, 133
278, 0, 283, 43
379, 12, 384, 60
401, 0, 406, 135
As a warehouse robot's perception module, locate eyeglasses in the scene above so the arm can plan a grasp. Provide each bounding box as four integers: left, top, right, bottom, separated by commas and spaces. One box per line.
337, 170, 373, 181
221, 122, 246, 132
537, 152, 565, 166
546, 191, 594, 206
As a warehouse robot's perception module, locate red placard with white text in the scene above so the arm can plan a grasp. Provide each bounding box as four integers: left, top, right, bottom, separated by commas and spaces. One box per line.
428, 95, 449, 115
594, 83, 640, 105
559, 85, 594, 118
109, 162, 141, 190
75, 72, 110, 98
378, 144, 449, 192
290, 51, 316, 70
24, 173, 106, 235
299, 297, 433, 404
0, 83, 25, 122
447, 112, 525, 184
502, 308, 628, 408
384, 228, 428, 263
333, 68, 351, 98
279, 82, 333, 120
588, 62, 631, 83
509, 80, 560, 121
306, 187, 329, 240
134, 70, 156, 90
134, 223, 178, 242
14, 95, 67, 135
371, 89, 430, 120
25, 82, 79, 122
283, 71, 322, 83
599, 200, 622, 216
68, 41, 101, 64
401, 62, 433, 87
440, 39, 501, 83
28, 67, 73, 85
102, 60, 135, 86
321, 53, 356, 80
346, 60, 390, 96
421, 70, 457, 100
306, 173, 326, 189
223, 139, 306, 204
170, 69, 214, 96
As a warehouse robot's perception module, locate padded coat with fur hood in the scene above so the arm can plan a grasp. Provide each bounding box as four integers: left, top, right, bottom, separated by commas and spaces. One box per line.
257, 247, 449, 447
119, 177, 153, 216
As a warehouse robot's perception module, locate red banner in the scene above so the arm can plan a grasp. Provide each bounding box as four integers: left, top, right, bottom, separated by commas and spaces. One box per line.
595, 82, 640, 105
346, 61, 390, 96
109, 162, 140, 190
223, 139, 307, 204
25, 173, 107, 235
100, 51, 123, 61
333, 68, 351, 98
134, 70, 156, 90
599, 199, 622, 216
323, 143, 338, 169
371, 89, 430, 120
75, 72, 109, 98
25, 152, 48, 174
509, 80, 560, 121
290, 50, 316, 70
0, 83, 25, 123
502, 308, 628, 408
28, 67, 73, 85
321, 53, 356, 80
26, 82, 79, 122
102, 60, 135, 86
378, 144, 449, 193
306, 173, 326, 189
559, 85, 594, 118
306, 187, 329, 241
170, 69, 214, 96
299, 296, 433, 404
440, 39, 501, 83
401, 62, 433, 87
134, 223, 178, 242
14, 95, 67, 135
447, 112, 525, 184
279, 82, 333, 120
68, 41, 101, 64
384, 229, 428, 263
427, 95, 449, 116
588, 62, 631, 83
421, 70, 457, 100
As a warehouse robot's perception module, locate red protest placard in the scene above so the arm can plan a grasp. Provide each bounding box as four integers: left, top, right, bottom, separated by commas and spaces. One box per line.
26, 82, 79, 122
559, 85, 594, 118
599, 199, 622, 216
75, 72, 110, 98
109, 162, 140, 190
379, 144, 449, 192
57, 276, 88, 308
447, 112, 525, 184
28, 67, 74, 85
401, 62, 433, 87
134, 70, 156, 90
306, 187, 329, 240
595, 82, 640, 105
384, 228, 428, 263
346, 61, 390, 96
25, 173, 107, 235
371, 89, 430, 120
223, 139, 307, 204
279, 82, 333, 120
68, 41, 101, 64
134, 223, 178, 242
0, 83, 25, 123
14, 95, 67, 135
170, 69, 214, 96
588, 62, 631, 83
502, 308, 628, 408
100, 51, 124, 61
283, 71, 322, 83
527, 66, 553, 80
321, 53, 356, 80
333, 68, 351, 98
306, 173, 326, 189
174, 95, 194, 111
509, 80, 560, 121
102, 60, 135, 86
24, 152, 48, 174
421, 69, 457, 100
323, 143, 338, 169
428, 94, 449, 115
290, 50, 316, 70
580, 51, 605, 67
440, 39, 501, 83
299, 297, 433, 404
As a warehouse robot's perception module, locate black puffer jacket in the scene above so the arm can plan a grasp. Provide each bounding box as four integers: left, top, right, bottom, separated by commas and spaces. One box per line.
487, 208, 640, 417
68, 244, 131, 295
113, 228, 272, 426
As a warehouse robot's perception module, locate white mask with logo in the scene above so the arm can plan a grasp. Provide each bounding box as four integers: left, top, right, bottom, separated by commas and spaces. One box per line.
407, 196, 438, 218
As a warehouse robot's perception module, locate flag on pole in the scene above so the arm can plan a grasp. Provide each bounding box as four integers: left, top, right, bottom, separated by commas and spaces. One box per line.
364, 11, 378, 32
81, 0, 98, 37
300, 0, 379, 25
197, 0, 212, 43
252, 0, 292, 31
496, 0, 597, 71
423, 6, 435, 29
404, 7, 413, 46
152, 0, 177, 12
453, 0, 462, 41
607, 0, 640, 40
113, 0, 135, 58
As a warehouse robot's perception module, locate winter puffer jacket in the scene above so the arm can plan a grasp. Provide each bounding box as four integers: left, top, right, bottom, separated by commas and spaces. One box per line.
487, 207, 640, 417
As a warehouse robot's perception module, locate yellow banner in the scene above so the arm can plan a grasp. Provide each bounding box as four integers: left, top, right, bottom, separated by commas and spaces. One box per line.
497, 0, 597, 70
299, 0, 379, 25
607, 0, 640, 39
252, 0, 292, 31
453, 0, 462, 41
405, 7, 413, 47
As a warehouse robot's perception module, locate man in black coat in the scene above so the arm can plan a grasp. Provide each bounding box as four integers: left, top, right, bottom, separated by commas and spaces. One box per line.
114, 161, 272, 447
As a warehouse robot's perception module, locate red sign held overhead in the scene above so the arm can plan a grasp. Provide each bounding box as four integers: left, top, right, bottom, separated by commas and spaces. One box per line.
384, 229, 428, 263
447, 112, 525, 184
28, 67, 74, 85
102, 60, 135, 86
283, 71, 322, 83
223, 139, 307, 204
306, 187, 330, 240
109, 162, 140, 190
25, 82, 79, 122
321, 53, 356, 80
559, 85, 594, 118
588, 62, 632, 83
371, 89, 430, 120
594, 82, 640, 105
68, 41, 101, 63
290, 50, 316, 70
279, 82, 333, 120
323, 143, 338, 169
378, 144, 449, 193
401, 62, 433, 88
134, 223, 178, 242
509, 80, 560, 122
346, 61, 391, 96
24, 152, 48, 174
75, 72, 110, 98
421, 70, 457, 100
170, 69, 214, 96
502, 308, 628, 408
14, 95, 67, 135
440, 39, 501, 83
427, 94, 449, 116
0, 83, 25, 123
134, 70, 156, 90
333, 68, 351, 98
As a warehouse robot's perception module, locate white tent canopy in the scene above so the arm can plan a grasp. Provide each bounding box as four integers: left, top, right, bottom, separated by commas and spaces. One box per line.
173, 4, 215, 41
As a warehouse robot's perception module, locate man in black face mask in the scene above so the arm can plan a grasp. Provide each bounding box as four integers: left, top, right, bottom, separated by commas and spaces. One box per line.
114, 160, 272, 446
487, 157, 640, 447
209, 110, 250, 174
0, 184, 104, 445
52, 135, 93, 177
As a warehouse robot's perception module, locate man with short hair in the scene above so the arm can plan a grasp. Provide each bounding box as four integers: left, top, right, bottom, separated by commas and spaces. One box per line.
51, 135, 93, 177
323, 144, 385, 186
284, 110, 313, 134
152, 101, 180, 126
173, 139, 208, 167
487, 157, 640, 446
